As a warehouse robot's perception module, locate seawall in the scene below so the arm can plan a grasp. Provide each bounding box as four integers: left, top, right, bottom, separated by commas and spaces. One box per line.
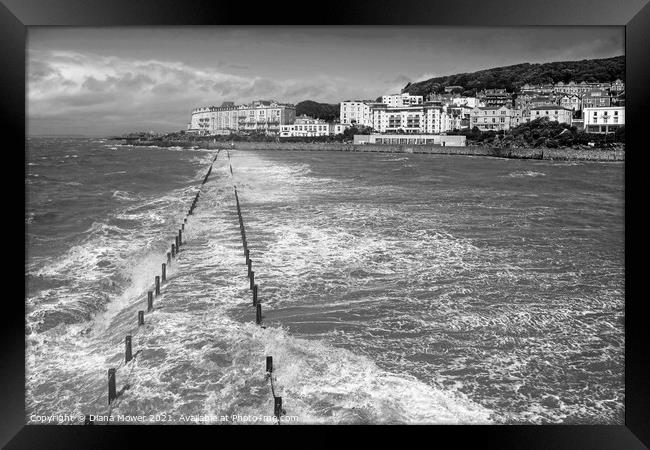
123, 140, 624, 162
227, 142, 625, 162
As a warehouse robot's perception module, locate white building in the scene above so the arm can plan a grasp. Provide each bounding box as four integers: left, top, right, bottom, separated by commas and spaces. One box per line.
371, 104, 443, 134
381, 93, 424, 108
339, 100, 374, 127
353, 134, 466, 146
529, 106, 573, 125
188, 100, 295, 135
583, 106, 625, 133
279, 115, 350, 137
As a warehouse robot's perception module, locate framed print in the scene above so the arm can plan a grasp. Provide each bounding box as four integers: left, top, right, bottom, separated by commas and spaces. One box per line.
3, 0, 649, 447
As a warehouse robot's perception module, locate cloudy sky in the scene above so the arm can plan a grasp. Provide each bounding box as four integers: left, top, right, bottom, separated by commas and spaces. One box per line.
27, 26, 624, 136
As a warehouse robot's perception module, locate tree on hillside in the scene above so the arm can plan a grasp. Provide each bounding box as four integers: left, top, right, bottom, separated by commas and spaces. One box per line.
295, 100, 340, 122
403, 55, 624, 97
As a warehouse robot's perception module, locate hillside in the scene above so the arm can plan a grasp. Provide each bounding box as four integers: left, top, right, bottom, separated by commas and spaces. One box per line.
295, 100, 340, 122
403, 55, 624, 96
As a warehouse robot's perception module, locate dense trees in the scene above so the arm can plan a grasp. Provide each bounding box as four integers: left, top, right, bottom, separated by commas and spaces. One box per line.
448, 118, 624, 148
295, 100, 340, 122
403, 56, 624, 97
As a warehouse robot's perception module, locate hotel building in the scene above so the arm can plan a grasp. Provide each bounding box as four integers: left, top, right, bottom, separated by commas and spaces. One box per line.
189, 100, 295, 135
235, 100, 296, 134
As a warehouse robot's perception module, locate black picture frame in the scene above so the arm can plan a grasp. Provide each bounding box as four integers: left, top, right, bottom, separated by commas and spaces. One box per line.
3, 0, 648, 447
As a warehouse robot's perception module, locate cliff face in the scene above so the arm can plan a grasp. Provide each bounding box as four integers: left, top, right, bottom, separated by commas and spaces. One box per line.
403, 56, 625, 96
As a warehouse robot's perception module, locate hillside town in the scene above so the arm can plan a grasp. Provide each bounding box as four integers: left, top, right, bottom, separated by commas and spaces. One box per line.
185, 79, 625, 147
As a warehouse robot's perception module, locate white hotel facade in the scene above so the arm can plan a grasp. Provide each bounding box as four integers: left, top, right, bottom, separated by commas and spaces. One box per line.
189, 100, 296, 135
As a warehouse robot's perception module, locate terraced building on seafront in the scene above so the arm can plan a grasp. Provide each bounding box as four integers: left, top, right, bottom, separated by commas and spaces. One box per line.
188, 100, 296, 135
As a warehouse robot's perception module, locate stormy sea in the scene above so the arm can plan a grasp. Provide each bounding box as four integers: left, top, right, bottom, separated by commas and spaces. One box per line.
26, 138, 624, 424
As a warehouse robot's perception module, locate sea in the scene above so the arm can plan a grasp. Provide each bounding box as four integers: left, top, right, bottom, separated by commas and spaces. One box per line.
25, 137, 625, 424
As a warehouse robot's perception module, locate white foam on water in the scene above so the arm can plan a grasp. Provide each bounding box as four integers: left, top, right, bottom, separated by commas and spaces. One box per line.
26, 147, 623, 425
258, 327, 492, 424
505, 170, 546, 178
112, 190, 138, 201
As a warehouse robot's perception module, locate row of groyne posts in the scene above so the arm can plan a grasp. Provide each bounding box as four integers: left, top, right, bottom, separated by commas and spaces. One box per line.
85, 150, 221, 424
86, 149, 286, 425
228, 150, 286, 424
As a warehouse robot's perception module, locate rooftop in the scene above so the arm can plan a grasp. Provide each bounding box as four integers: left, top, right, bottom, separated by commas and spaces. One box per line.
530, 106, 572, 111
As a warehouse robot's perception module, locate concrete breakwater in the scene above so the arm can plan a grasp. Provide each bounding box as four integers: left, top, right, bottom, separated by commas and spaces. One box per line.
123, 140, 624, 162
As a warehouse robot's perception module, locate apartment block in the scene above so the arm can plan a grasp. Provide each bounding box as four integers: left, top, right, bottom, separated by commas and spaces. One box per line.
583, 106, 625, 133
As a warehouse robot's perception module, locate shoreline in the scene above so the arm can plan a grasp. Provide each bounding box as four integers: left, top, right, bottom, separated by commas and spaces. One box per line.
121, 140, 625, 162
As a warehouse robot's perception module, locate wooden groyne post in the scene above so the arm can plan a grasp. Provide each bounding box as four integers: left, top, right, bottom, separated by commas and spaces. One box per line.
147, 291, 154, 312
108, 369, 116, 404
274, 397, 283, 419
155, 276, 160, 296
162, 263, 167, 282
138, 310, 145, 326
125, 335, 132, 363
